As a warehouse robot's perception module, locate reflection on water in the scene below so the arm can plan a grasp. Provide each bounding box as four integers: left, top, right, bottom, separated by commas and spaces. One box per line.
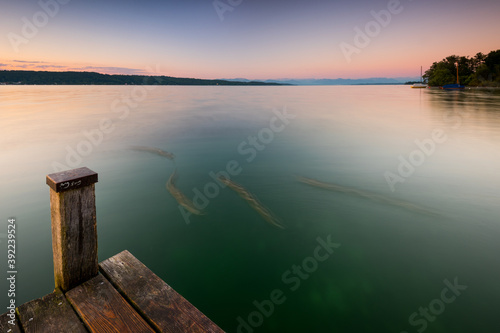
1, 86, 500, 332
427, 88, 500, 138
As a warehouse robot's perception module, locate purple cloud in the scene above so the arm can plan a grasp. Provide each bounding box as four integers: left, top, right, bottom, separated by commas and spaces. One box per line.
35, 65, 66, 69
12, 60, 49, 64
68, 66, 150, 75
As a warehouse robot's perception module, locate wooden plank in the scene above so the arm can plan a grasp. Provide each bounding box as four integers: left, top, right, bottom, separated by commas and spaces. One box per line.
100, 250, 225, 333
16, 289, 88, 333
0, 312, 22, 333
47, 168, 99, 291
66, 274, 155, 333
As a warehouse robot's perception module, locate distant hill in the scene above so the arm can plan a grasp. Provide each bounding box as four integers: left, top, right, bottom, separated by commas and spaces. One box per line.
221, 77, 419, 85
0, 70, 285, 86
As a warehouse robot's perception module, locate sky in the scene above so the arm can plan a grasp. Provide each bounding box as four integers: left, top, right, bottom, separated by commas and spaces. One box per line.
1, 0, 499, 80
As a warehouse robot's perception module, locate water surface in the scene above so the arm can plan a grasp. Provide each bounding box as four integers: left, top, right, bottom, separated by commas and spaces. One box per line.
1, 85, 499, 332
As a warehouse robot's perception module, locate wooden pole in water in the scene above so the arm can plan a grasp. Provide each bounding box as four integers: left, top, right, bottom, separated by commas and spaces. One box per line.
46, 167, 99, 292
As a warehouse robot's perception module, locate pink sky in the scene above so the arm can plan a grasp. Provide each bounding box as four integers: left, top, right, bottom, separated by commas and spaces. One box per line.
1, 0, 499, 80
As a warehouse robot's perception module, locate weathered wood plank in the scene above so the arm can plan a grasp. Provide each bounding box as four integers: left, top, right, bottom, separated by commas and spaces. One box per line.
16, 289, 88, 333
0, 312, 22, 333
66, 274, 155, 333
47, 167, 99, 291
100, 250, 225, 333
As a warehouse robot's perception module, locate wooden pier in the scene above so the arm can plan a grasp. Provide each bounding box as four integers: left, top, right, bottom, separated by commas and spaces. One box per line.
0, 167, 224, 333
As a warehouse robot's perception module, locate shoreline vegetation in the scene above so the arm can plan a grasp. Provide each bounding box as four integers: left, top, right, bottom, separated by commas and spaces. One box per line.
422, 49, 500, 87
0, 70, 286, 86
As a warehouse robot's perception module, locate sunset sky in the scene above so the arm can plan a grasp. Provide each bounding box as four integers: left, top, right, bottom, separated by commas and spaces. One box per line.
1, 0, 499, 80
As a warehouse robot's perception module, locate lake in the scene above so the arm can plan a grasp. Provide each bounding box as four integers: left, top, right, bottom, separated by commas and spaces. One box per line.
1, 85, 500, 332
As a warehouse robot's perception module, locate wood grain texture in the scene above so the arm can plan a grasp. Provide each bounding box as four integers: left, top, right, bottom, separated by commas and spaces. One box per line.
0, 312, 22, 333
16, 289, 88, 333
100, 250, 225, 333
50, 184, 98, 291
66, 274, 155, 333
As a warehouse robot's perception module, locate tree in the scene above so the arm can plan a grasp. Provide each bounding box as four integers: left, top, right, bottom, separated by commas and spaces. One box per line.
425, 50, 500, 87
427, 65, 455, 86
484, 50, 500, 82
470, 52, 485, 71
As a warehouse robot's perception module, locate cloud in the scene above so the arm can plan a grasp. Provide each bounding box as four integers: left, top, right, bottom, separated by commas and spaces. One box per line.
35, 65, 66, 69
2, 60, 156, 76
68, 66, 150, 75
12, 60, 49, 64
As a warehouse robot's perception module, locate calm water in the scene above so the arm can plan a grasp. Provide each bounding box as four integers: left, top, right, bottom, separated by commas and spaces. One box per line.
1, 85, 500, 332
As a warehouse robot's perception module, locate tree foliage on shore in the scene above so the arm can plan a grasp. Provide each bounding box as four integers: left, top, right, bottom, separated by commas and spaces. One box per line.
0, 70, 284, 86
423, 50, 500, 87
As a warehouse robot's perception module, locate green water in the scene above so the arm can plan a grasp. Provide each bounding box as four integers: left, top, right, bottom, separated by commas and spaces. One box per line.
1, 85, 500, 332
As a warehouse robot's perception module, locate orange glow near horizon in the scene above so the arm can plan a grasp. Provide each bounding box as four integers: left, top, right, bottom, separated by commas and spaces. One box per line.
1, 44, 498, 81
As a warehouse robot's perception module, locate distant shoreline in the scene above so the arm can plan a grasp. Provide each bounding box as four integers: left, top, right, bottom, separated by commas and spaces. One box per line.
0, 82, 408, 86
0, 70, 420, 86
0, 70, 286, 86
2, 70, 498, 87
4, 84, 500, 88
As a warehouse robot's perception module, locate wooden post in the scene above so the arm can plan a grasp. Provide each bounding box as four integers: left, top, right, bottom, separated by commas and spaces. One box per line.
46, 167, 99, 292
